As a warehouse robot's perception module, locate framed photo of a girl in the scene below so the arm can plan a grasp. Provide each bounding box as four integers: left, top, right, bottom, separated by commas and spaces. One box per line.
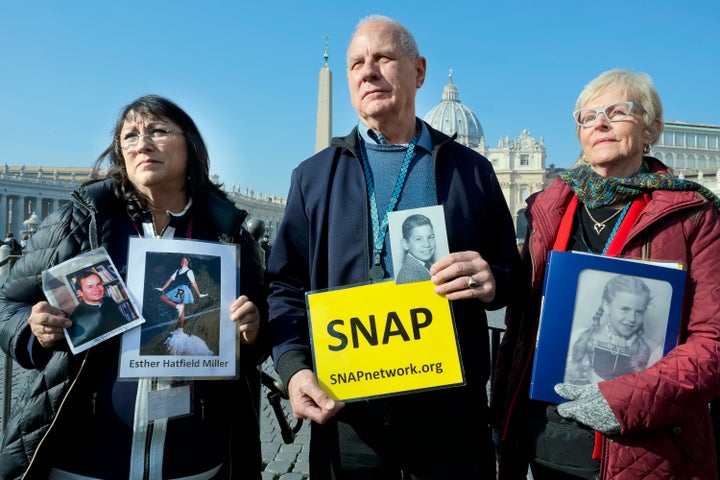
119, 238, 238, 378
529, 251, 686, 404
564, 272, 668, 385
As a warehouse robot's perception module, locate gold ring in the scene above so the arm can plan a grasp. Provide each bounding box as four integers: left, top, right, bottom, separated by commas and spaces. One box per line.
467, 276, 478, 289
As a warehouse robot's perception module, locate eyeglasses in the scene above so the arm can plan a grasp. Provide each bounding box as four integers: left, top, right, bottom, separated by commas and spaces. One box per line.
119, 128, 184, 149
572, 101, 644, 127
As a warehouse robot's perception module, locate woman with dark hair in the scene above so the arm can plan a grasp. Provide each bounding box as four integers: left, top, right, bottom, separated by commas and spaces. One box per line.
0, 95, 268, 479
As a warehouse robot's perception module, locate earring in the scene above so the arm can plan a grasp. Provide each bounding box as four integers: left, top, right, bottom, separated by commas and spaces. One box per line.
643, 144, 651, 154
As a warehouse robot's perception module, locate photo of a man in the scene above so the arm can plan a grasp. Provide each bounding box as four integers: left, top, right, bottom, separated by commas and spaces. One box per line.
67, 270, 128, 347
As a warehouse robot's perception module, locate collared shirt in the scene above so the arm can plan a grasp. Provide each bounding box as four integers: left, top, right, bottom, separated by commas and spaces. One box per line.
356, 118, 437, 277
357, 119, 433, 155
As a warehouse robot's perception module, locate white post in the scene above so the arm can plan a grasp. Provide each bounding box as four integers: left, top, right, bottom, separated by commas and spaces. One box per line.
0, 243, 10, 283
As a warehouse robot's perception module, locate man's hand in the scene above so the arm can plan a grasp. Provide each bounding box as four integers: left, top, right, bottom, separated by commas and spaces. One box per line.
287, 369, 345, 424
430, 251, 496, 302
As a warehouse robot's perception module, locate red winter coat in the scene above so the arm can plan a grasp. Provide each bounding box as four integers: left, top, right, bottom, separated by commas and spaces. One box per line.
492, 158, 720, 479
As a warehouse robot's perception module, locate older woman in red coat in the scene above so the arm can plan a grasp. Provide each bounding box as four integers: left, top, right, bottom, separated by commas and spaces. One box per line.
492, 69, 720, 479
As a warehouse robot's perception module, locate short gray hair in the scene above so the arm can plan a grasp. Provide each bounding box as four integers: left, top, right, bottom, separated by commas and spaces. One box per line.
575, 69, 664, 143
349, 15, 420, 62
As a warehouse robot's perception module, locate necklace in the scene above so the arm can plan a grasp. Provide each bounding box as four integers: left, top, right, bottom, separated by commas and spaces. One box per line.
583, 204, 625, 234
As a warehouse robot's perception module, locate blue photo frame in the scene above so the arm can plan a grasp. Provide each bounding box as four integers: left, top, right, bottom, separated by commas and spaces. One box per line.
530, 251, 687, 404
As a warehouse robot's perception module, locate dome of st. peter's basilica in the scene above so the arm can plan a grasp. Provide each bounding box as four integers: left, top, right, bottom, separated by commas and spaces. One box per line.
423, 70, 484, 148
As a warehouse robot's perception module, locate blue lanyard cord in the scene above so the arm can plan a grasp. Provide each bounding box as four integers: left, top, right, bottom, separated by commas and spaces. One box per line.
601, 202, 632, 255
358, 132, 420, 259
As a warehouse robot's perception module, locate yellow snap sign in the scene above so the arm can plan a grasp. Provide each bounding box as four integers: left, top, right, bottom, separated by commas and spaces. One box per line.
307, 280, 464, 401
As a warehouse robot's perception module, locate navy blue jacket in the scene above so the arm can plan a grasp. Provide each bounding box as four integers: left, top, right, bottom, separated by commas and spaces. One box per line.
267, 122, 520, 392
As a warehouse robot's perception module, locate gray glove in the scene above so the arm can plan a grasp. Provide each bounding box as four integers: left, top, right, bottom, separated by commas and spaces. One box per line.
555, 383, 621, 435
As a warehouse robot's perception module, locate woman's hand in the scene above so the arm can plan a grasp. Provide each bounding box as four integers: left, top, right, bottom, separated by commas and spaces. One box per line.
230, 295, 260, 345
430, 251, 496, 302
28, 301, 71, 349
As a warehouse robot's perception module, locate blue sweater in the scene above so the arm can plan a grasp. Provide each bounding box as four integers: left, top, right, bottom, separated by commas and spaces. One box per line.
267, 121, 520, 392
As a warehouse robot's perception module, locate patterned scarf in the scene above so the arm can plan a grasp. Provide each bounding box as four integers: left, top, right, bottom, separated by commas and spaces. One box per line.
559, 158, 720, 211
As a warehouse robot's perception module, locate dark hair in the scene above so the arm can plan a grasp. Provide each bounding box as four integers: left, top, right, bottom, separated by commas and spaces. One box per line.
90, 94, 227, 222
401, 214, 433, 240
179, 255, 192, 268
77, 270, 103, 288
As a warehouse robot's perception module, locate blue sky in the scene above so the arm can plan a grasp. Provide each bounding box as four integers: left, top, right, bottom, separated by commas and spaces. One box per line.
1, 1, 718, 197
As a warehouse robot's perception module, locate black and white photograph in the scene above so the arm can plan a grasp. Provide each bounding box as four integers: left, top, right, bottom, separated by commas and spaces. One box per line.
563, 271, 671, 385
41, 248, 143, 355
387, 205, 449, 285
529, 250, 686, 404
119, 237, 238, 379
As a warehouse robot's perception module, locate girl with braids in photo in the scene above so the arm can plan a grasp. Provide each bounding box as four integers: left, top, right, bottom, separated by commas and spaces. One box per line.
565, 275, 657, 385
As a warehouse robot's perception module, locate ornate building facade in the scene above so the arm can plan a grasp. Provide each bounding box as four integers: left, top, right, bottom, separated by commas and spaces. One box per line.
650, 121, 720, 194
0, 166, 286, 242
423, 71, 553, 239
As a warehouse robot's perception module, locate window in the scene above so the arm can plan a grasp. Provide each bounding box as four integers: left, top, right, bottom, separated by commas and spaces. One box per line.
520, 154, 529, 166
520, 187, 529, 201
709, 136, 718, 149
682, 154, 693, 169
686, 135, 696, 148
665, 153, 675, 168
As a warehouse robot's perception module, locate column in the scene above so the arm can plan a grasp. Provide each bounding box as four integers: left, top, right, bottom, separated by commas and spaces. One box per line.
0, 194, 7, 235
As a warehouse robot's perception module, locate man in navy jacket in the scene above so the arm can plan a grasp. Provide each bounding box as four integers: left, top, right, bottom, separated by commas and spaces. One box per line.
267, 14, 520, 479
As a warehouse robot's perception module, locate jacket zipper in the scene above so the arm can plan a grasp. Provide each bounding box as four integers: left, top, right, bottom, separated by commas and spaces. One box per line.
143, 378, 159, 480
23, 351, 91, 478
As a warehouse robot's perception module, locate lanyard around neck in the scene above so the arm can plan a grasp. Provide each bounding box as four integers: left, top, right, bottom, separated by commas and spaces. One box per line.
358, 131, 419, 275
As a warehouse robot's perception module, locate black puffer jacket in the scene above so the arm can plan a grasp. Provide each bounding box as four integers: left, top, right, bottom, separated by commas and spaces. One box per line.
0, 178, 268, 479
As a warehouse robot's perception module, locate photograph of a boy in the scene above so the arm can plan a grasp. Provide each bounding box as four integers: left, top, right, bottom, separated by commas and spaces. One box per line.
395, 214, 436, 284
389, 205, 449, 285
67, 270, 128, 346
565, 273, 665, 385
